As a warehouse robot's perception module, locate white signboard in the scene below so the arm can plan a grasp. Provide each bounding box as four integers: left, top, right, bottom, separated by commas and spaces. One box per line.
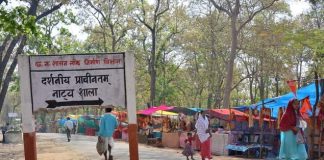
23, 53, 126, 111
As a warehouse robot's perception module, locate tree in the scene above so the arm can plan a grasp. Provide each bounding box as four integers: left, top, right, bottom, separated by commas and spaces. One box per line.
80, 0, 134, 52
208, 0, 278, 108
0, 0, 66, 113
135, 0, 171, 106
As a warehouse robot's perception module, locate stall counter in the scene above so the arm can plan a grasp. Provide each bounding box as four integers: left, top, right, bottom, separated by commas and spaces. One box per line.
211, 132, 235, 156
162, 132, 180, 148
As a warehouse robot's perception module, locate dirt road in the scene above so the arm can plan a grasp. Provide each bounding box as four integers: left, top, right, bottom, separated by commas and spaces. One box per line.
0, 133, 259, 160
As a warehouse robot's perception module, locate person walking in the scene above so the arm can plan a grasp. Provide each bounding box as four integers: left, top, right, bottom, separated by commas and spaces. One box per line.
98, 107, 118, 160
195, 111, 212, 160
279, 99, 308, 160
64, 117, 73, 142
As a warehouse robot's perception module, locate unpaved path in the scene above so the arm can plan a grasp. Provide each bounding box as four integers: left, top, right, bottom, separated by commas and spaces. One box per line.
0, 133, 260, 160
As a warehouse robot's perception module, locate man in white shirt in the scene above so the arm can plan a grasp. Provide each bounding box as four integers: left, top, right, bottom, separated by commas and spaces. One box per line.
64, 117, 73, 142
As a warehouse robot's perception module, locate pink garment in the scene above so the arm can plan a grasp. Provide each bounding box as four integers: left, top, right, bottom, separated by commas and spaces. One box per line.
200, 138, 212, 160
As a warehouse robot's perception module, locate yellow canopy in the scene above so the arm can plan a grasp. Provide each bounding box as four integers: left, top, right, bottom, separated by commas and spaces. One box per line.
68, 114, 79, 119
153, 110, 178, 116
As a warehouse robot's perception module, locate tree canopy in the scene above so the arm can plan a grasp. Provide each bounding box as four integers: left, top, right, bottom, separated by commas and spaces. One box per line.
0, 0, 323, 116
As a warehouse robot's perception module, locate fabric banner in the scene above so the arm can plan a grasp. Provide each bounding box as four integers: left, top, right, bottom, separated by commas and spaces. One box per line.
287, 80, 297, 97
300, 97, 312, 118
259, 108, 264, 129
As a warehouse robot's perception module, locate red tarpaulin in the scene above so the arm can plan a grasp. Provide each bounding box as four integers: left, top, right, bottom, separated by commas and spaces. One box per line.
208, 109, 248, 121
208, 109, 274, 122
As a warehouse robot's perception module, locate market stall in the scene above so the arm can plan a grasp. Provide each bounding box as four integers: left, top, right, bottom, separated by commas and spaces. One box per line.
211, 132, 235, 155
137, 105, 177, 146
206, 108, 276, 157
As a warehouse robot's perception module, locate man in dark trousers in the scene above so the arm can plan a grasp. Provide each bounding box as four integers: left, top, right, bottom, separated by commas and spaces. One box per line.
98, 107, 118, 160
64, 117, 73, 142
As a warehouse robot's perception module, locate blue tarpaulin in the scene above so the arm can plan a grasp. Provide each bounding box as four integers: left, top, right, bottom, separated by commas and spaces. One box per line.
252, 83, 321, 118
189, 108, 205, 112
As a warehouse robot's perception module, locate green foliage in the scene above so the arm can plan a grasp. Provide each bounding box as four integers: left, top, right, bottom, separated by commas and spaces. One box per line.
26, 7, 79, 55
2, 0, 323, 110
0, 6, 37, 36
9, 73, 19, 93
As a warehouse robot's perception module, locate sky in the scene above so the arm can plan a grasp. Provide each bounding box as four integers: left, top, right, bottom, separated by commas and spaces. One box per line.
286, 0, 311, 17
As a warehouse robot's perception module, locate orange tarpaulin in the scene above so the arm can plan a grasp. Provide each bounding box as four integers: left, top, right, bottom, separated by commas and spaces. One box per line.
287, 80, 297, 97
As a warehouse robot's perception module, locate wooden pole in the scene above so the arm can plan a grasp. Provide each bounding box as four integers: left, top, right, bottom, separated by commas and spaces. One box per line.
260, 100, 264, 159
19, 55, 37, 160
126, 52, 139, 160
23, 132, 37, 160
310, 71, 320, 159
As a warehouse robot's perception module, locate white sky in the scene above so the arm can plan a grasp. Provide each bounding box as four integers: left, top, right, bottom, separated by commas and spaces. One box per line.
286, 0, 311, 17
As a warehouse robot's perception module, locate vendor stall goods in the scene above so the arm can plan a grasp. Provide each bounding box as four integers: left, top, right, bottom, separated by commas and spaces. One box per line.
248, 109, 254, 128
277, 107, 283, 130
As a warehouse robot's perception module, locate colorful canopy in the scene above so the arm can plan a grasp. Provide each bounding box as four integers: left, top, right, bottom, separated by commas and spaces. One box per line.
253, 83, 320, 117
208, 109, 248, 121
152, 110, 178, 116
137, 105, 174, 115
167, 107, 197, 115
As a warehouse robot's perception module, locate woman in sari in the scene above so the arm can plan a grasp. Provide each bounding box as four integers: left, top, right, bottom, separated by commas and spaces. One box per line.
279, 99, 308, 160
195, 111, 212, 160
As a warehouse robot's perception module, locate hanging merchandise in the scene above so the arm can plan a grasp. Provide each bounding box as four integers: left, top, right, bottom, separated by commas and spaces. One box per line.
226, 110, 236, 130
243, 109, 249, 122
315, 79, 324, 128
277, 107, 283, 130
230, 111, 236, 130
287, 80, 297, 97
300, 97, 313, 129
253, 109, 259, 117
318, 94, 324, 110
317, 108, 324, 129
317, 95, 324, 129
259, 107, 264, 129
226, 122, 231, 130
269, 109, 273, 129
248, 108, 254, 128
265, 108, 271, 119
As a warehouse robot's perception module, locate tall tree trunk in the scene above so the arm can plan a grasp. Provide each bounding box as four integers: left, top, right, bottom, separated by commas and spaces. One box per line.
0, 37, 26, 113
223, 17, 238, 108
0, 37, 20, 86
0, 0, 63, 113
249, 77, 255, 104
149, 28, 157, 106
103, 31, 108, 52
254, 78, 259, 101
109, 22, 116, 52
207, 93, 212, 109
298, 58, 303, 88
210, 0, 277, 108
259, 56, 265, 100
275, 74, 279, 97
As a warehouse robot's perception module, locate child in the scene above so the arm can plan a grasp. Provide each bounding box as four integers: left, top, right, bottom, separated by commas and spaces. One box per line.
182, 132, 195, 160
